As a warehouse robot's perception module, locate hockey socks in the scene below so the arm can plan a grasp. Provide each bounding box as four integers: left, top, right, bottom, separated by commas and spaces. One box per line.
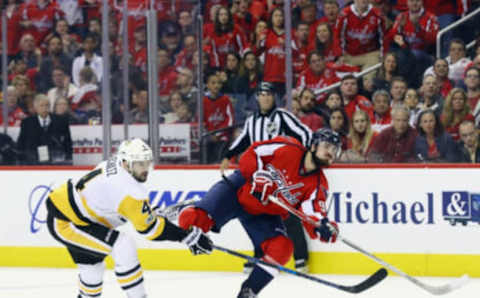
239, 265, 275, 295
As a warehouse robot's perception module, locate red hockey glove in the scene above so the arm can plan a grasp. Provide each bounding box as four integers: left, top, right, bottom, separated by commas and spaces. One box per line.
315, 217, 339, 243
250, 170, 275, 205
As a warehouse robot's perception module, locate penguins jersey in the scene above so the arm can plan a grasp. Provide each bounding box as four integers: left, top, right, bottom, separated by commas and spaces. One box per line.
48, 156, 166, 241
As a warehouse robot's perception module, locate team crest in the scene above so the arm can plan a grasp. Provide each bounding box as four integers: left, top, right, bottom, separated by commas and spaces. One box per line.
266, 121, 278, 135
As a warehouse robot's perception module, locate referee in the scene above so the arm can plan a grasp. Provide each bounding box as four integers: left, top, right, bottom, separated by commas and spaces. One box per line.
220, 81, 313, 273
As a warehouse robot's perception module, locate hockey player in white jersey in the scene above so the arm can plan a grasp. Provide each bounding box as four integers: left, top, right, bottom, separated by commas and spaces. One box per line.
45, 138, 212, 298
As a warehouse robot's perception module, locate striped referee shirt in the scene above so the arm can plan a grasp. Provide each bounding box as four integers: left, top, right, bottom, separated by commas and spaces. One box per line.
223, 108, 313, 159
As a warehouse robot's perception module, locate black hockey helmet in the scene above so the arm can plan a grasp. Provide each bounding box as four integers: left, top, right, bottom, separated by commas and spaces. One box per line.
256, 81, 275, 95
311, 128, 342, 148
309, 128, 342, 166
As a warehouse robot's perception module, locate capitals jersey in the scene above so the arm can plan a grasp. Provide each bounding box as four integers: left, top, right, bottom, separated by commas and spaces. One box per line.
19, 0, 63, 45
48, 156, 165, 241
237, 136, 329, 221
387, 9, 438, 51
297, 67, 340, 103
203, 23, 250, 68
203, 93, 234, 141
335, 4, 385, 56
260, 29, 286, 83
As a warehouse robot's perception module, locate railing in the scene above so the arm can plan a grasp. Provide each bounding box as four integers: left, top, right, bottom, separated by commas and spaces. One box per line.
436, 7, 480, 58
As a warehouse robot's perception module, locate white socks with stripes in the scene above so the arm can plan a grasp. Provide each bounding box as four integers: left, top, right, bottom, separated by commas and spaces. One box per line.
111, 233, 147, 298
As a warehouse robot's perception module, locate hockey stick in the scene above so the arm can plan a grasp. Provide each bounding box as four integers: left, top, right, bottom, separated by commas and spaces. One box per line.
268, 195, 470, 295
212, 244, 387, 294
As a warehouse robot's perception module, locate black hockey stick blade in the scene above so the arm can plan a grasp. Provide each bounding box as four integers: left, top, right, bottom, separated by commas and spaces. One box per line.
345, 268, 388, 293
213, 244, 388, 294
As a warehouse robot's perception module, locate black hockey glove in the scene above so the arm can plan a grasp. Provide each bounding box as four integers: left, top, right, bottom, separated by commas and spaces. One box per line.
182, 227, 213, 255
315, 217, 339, 243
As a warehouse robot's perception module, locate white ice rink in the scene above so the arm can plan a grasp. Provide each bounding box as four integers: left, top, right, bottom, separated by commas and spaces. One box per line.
0, 268, 478, 298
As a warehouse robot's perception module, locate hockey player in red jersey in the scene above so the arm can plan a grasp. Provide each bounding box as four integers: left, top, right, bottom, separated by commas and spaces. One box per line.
179, 128, 341, 297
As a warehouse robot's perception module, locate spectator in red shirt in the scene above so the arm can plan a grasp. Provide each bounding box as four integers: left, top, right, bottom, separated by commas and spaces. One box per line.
255, 7, 287, 99
18, 0, 63, 46
232, 0, 256, 38
297, 51, 340, 103
157, 48, 177, 109
0, 86, 27, 126
296, 2, 318, 39
3, 0, 22, 56
335, 0, 386, 83
292, 21, 310, 78
307, 22, 341, 63
432, 58, 454, 99
297, 88, 325, 131
441, 88, 475, 140
203, 72, 234, 163
368, 104, 417, 163
203, 5, 250, 68
387, 0, 438, 87
341, 109, 377, 162
371, 89, 392, 132
129, 23, 147, 74
319, 0, 340, 29
174, 34, 197, 71
339, 74, 374, 121
251, 19, 268, 52
464, 67, 480, 120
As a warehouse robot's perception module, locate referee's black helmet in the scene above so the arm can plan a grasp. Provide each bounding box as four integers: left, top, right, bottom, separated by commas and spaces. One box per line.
257, 81, 275, 95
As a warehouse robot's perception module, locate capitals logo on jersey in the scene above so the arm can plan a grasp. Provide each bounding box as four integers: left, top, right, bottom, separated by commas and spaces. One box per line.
266, 164, 304, 206
208, 108, 226, 127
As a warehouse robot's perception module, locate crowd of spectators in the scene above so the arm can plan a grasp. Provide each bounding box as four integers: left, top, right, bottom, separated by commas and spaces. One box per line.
0, 0, 479, 165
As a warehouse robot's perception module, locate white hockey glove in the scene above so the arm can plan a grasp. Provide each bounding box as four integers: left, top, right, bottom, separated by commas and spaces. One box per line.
182, 227, 213, 255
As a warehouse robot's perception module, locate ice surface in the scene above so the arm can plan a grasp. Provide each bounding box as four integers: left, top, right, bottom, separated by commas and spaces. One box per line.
0, 268, 478, 298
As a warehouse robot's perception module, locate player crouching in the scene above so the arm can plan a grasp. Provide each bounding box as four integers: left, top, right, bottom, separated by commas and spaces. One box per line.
45, 138, 212, 298
179, 128, 341, 297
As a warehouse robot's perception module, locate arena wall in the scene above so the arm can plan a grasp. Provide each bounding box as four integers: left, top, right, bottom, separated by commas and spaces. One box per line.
1, 165, 480, 277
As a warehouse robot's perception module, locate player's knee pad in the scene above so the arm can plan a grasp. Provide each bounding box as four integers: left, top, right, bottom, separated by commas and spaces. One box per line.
178, 207, 214, 233
77, 262, 105, 297
260, 235, 293, 266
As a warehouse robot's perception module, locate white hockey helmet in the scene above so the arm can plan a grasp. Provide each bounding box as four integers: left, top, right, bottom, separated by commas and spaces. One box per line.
117, 138, 153, 170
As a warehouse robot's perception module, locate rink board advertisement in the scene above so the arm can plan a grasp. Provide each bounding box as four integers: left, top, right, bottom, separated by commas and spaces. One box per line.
1, 167, 480, 276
